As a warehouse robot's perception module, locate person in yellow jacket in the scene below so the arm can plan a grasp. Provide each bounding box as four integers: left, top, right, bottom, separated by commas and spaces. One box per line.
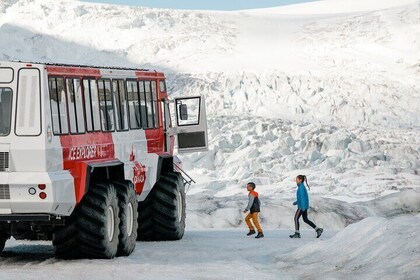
243, 182, 264, 238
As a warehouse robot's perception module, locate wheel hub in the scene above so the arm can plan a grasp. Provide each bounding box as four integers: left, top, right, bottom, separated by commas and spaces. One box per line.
107, 206, 115, 242
127, 202, 134, 236
177, 191, 183, 223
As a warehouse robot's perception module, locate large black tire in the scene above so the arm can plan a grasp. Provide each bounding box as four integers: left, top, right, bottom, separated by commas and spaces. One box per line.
113, 180, 138, 256
137, 172, 186, 241
0, 232, 8, 253
136, 191, 154, 240
53, 182, 120, 259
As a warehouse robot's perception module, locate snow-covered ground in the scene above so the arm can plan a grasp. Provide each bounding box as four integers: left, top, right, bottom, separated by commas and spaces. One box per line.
1, 0, 420, 278
1, 229, 335, 280
1, 215, 419, 280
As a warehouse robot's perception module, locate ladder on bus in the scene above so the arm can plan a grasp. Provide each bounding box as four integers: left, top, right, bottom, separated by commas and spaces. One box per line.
173, 163, 196, 193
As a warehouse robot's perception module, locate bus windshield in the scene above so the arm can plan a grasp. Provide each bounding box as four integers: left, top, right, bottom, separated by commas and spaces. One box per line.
0, 88, 13, 136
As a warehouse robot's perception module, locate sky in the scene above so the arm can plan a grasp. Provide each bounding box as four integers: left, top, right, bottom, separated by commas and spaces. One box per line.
80, 0, 316, 11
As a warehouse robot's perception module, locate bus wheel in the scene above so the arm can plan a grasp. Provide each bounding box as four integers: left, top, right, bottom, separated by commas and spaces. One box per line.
136, 191, 154, 241
137, 172, 186, 241
0, 232, 9, 253
53, 182, 120, 259
113, 180, 138, 256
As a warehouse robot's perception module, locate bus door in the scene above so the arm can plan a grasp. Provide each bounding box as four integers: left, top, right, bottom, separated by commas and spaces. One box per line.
174, 96, 208, 153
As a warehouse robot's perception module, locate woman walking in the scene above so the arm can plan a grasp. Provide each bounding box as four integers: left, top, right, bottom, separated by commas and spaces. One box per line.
290, 175, 323, 238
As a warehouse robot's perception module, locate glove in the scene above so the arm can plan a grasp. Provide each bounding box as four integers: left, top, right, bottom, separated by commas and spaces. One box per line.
293, 201, 297, 206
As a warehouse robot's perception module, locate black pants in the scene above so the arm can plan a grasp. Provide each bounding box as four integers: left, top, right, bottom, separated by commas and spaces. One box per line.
294, 209, 317, 231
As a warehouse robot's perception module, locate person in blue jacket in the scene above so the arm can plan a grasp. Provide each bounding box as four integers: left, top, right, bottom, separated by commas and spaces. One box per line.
290, 175, 323, 238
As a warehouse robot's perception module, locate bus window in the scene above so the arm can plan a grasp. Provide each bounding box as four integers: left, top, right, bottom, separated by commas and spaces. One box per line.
48, 77, 69, 135
73, 79, 85, 133
144, 81, 154, 128
0, 88, 12, 136
82, 80, 92, 132
83, 80, 101, 131
82, 79, 101, 132
113, 80, 128, 131
66, 78, 85, 134
16, 68, 41, 136
98, 79, 115, 132
139, 81, 148, 129
159, 80, 166, 93
126, 80, 141, 129
91, 80, 101, 131
151, 81, 159, 128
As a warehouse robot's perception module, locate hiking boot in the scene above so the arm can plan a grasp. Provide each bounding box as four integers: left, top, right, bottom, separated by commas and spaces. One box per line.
316, 228, 323, 238
247, 229, 256, 236
289, 232, 301, 238
255, 232, 264, 239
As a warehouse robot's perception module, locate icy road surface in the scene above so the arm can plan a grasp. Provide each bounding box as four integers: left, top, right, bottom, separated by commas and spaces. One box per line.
0, 229, 336, 280
1, 216, 419, 279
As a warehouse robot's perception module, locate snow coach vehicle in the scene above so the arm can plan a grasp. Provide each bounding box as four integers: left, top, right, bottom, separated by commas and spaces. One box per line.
0, 61, 208, 258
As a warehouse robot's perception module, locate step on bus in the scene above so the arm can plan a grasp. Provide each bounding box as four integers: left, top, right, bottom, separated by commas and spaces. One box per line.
0, 61, 208, 259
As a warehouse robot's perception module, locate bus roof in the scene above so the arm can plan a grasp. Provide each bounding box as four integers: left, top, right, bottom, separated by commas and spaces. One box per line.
9, 61, 165, 79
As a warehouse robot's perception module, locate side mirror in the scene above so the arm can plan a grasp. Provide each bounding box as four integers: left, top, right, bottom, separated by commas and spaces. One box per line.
180, 104, 188, 120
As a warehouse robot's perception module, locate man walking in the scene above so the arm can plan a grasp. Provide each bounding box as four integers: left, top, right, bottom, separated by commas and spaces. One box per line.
243, 182, 264, 238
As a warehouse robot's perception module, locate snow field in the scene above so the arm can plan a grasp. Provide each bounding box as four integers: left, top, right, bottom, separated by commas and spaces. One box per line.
167, 72, 420, 128
187, 186, 420, 230
0, 0, 419, 278
1, 0, 418, 232
3, 229, 320, 280
1, 0, 419, 76
276, 215, 420, 280
0, 0, 236, 71
0, 0, 418, 228
1, 215, 418, 280
182, 115, 419, 229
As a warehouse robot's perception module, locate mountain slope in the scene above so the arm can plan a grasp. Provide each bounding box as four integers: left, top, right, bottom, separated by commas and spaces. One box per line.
0, 0, 419, 227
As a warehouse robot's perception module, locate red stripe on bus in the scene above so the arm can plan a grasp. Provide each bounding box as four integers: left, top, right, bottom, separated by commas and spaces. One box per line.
60, 132, 115, 203
135, 71, 165, 79
46, 66, 101, 77
145, 128, 165, 154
